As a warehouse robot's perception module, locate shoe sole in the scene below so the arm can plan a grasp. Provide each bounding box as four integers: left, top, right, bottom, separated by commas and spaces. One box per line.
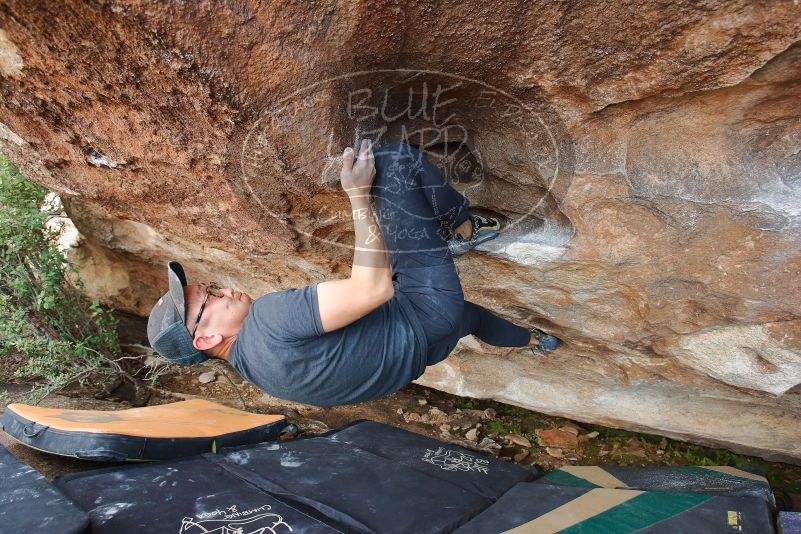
448, 231, 500, 256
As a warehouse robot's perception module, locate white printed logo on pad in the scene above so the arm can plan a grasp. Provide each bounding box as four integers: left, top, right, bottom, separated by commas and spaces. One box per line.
179, 504, 292, 534
422, 447, 489, 474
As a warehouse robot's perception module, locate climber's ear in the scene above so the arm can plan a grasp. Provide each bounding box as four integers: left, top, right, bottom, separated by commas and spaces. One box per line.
193, 333, 223, 352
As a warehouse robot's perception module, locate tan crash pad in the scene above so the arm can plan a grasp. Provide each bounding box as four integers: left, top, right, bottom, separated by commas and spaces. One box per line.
5, 399, 285, 439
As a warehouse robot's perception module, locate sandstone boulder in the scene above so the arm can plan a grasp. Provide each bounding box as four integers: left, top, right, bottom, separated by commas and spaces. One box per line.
0, 1, 799, 462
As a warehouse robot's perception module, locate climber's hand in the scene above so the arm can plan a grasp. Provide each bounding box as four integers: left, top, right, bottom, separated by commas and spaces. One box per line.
340, 139, 375, 197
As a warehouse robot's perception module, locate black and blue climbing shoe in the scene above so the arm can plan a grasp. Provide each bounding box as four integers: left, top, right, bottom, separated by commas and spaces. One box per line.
447, 214, 501, 256
529, 327, 560, 354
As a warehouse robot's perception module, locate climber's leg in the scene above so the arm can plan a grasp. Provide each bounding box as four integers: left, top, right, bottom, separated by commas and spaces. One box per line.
457, 300, 531, 347
424, 300, 532, 366
371, 141, 466, 347
371, 141, 471, 270
372, 141, 501, 258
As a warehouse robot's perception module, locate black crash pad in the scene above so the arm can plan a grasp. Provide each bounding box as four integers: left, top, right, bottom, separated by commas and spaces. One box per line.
454, 482, 775, 534
779, 512, 801, 533
56, 455, 339, 533
0, 442, 88, 534
56, 419, 537, 533
539, 465, 775, 509
326, 419, 533, 501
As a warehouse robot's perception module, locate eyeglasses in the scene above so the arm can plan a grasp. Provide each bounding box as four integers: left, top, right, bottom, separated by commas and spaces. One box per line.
191, 284, 222, 338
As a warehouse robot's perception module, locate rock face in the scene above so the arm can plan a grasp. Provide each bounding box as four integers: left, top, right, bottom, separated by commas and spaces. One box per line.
1, 1, 800, 462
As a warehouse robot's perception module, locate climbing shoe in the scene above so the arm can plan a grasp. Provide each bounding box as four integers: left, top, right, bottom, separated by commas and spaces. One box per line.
447, 214, 501, 256
529, 327, 560, 354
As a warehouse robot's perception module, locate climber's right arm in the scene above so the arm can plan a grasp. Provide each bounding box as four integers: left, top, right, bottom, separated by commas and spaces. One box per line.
316, 141, 394, 334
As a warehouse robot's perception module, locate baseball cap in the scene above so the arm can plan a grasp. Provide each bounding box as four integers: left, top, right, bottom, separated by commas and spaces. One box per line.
146, 261, 208, 366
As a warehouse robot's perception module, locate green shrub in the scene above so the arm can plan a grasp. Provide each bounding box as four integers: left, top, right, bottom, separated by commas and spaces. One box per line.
0, 155, 121, 403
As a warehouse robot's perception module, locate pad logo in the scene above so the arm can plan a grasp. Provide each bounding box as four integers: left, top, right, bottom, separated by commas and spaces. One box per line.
179, 504, 292, 533
421, 447, 490, 474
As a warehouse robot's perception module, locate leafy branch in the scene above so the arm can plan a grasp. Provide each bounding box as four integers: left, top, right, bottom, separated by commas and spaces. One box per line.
0, 155, 123, 404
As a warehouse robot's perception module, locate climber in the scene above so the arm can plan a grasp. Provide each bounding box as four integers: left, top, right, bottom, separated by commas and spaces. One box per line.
146, 140, 560, 407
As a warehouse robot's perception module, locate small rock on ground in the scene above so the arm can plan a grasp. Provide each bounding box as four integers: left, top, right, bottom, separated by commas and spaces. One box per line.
559, 425, 580, 436
505, 433, 532, 448
538, 428, 579, 449
426, 407, 449, 424
513, 450, 530, 463
404, 412, 422, 423
198, 372, 217, 384
546, 447, 564, 459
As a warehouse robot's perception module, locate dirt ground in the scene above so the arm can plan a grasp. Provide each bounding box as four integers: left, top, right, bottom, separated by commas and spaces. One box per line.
2, 311, 801, 509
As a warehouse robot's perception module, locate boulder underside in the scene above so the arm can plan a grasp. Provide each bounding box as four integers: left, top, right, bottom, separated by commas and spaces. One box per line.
0, 1, 799, 462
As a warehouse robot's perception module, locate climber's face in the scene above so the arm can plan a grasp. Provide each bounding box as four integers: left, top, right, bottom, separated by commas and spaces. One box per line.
184, 284, 253, 350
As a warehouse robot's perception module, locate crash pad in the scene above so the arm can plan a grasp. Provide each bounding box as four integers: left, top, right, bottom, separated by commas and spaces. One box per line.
56, 419, 536, 533
325, 419, 536, 501
0, 442, 88, 533
56, 455, 340, 534
2, 399, 288, 461
539, 465, 775, 508
779, 512, 801, 533
454, 482, 775, 533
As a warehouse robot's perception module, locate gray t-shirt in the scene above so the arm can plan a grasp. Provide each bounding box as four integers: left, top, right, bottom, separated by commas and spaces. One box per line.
229, 282, 427, 407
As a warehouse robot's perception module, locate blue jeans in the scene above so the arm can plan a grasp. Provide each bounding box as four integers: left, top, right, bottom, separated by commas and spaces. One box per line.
372, 142, 531, 365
